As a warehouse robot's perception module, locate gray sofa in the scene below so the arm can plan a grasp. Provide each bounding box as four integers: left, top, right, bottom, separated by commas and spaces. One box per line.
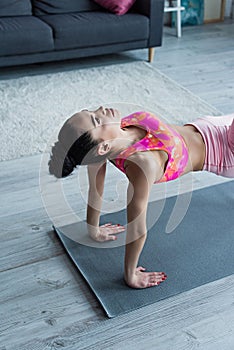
0, 0, 165, 68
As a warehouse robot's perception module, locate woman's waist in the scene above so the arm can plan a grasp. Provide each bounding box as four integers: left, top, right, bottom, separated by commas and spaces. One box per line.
171, 124, 206, 171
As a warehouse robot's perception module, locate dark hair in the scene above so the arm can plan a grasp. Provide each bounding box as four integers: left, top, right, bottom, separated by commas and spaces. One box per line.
49, 131, 108, 178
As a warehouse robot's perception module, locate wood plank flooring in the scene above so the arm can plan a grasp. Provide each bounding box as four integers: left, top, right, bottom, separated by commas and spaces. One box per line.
153, 20, 234, 114
1, 20, 234, 349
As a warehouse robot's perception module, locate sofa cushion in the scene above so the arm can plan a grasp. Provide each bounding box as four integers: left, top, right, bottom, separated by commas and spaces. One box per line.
39, 12, 149, 51
32, 0, 101, 15
0, 17, 54, 56
93, 0, 136, 15
0, 0, 32, 17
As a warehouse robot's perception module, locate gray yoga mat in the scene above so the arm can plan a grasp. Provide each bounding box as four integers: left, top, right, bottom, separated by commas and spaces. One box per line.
54, 181, 234, 318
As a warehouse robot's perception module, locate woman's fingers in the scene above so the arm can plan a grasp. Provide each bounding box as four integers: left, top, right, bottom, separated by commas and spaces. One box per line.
130, 270, 167, 289
100, 223, 125, 233
101, 223, 125, 227
148, 272, 167, 285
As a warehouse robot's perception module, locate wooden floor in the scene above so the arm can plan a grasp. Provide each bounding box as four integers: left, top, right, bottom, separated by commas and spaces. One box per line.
154, 20, 234, 114
1, 20, 234, 349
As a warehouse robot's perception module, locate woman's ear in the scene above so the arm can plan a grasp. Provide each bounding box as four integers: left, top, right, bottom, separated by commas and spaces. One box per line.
97, 141, 111, 156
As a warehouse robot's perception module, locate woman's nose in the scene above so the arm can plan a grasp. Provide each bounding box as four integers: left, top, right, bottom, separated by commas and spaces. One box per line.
98, 106, 105, 114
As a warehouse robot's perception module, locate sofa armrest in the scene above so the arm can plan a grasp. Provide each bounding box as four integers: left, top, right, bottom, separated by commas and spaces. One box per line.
133, 0, 165, 47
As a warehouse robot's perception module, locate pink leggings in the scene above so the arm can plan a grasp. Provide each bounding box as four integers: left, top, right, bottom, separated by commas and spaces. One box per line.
188, 114, 234, 178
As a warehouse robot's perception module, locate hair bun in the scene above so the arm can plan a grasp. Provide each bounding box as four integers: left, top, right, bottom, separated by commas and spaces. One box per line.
48, 141, 76, 178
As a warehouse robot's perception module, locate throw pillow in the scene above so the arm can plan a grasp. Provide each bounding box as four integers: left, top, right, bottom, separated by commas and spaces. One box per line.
93, 0, 136, 15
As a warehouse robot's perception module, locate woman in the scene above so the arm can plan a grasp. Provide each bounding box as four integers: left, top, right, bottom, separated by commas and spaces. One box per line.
49, 107, 234, 289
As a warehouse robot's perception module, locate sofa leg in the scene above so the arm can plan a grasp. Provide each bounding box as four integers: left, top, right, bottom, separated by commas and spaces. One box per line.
148, 48, 154, 63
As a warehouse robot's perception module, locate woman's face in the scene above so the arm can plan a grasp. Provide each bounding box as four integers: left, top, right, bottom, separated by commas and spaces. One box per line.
69, 106, 122, 142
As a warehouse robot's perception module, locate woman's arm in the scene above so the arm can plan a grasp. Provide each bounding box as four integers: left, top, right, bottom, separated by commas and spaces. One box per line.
124, 155, 167, 288
87, 162, 125, 241
87, 162, 106, 228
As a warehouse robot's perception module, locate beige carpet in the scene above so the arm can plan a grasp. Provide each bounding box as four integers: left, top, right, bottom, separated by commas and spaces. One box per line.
0, 61, 221, 161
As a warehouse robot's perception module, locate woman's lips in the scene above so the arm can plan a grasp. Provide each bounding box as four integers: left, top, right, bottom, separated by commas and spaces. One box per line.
107, 108, 114, 117
110, 108, 115, 117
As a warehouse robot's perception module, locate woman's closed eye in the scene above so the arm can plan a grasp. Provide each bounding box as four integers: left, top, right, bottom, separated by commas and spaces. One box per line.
91, 114, 101, 127
95, 116, 101, 125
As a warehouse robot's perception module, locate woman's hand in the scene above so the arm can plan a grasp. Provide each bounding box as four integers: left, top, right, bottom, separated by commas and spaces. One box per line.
125, 266, 167, 289
88, 223, 125, 242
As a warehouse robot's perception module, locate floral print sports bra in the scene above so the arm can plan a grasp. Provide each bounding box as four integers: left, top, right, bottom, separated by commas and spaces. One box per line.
115, 111, 189, 183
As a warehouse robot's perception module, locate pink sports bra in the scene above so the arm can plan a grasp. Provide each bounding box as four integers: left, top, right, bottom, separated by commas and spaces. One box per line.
115, 111, 189, 183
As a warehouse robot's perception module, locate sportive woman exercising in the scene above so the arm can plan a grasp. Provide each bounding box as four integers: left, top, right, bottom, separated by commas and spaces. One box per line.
49, 107, 234, 289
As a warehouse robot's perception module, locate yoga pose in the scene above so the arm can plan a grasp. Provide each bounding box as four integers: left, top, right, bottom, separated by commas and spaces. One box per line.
49, 107, 234, 289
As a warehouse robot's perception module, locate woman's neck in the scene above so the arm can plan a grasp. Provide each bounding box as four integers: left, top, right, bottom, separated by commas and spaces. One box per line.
110, 126, 147, 158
